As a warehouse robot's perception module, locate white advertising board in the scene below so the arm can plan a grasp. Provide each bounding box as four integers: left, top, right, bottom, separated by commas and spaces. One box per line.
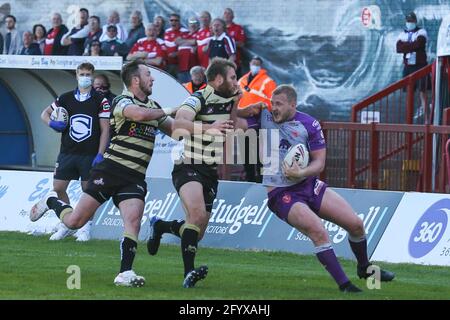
372, 193, 450, 266
0, 55, 123, 70
0, 170, 83, 234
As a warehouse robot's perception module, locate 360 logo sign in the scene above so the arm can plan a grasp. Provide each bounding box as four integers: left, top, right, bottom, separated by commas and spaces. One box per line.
408, 199, 450, 258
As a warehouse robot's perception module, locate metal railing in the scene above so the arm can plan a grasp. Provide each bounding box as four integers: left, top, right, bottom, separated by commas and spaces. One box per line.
321, 119, 450, 192
351, 63, 435, 125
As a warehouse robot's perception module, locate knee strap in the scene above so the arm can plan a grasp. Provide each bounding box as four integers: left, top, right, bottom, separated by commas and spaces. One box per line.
179, 223, 200, 237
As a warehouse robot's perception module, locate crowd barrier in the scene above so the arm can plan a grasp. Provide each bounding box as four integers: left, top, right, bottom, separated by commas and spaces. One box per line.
0, 169, 448, 265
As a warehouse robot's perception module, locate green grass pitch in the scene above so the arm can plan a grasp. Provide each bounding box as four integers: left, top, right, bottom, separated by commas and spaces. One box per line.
1, 232, 449, 300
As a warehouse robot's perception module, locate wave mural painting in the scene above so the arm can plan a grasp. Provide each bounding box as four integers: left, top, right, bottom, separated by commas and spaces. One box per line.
2, 0, 450, 121
145, 0, 450, 120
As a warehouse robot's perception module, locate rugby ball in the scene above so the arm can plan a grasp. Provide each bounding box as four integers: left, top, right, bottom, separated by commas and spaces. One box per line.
50, 107, 69, 124
284, 143, 309, 168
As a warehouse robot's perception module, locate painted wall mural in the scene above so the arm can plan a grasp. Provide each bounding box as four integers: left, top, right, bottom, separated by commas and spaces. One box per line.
145, 0, 450, 120
2, 0, 450, 120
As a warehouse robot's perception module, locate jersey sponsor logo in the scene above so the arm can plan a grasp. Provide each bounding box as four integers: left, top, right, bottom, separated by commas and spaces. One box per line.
128, 122, 157, 140
93, 178, 104, 186
183, 96, 200, 109
291, 130, 300, 138
282, 193, 292, 204
279, 139, 291, 150
314, 179, 325, 196
70, 115, 93, 142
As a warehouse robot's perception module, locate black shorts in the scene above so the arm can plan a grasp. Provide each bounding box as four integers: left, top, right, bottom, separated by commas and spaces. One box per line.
172, 163, 218, 212
54, 153, 95, 181
403, 64, 431, 91
84, 169, 147, 207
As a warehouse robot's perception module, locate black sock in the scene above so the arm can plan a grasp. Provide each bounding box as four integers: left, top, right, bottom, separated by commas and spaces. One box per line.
157, 219, 184, 238
47, 197, 72, 219
181, 228, 199, 276
120, 236, 137, 273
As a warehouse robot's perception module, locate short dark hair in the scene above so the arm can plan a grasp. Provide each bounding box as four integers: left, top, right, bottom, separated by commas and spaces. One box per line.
121, 59, 146, 87
76, 62, 95, 72
90, 15, 100, 25
272, 85, 297, 104
251, 56, 263, 64
5, 15, 16, 23
107, 24, 117, 31
406, 11, 417, 22
80, 8, 89, 15
205, 57, 236, 82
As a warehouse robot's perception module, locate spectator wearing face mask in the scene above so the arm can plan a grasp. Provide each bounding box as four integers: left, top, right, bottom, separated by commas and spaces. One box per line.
93, 74, 116, 105
237, 56, 276, 183
396, 11, 429, 122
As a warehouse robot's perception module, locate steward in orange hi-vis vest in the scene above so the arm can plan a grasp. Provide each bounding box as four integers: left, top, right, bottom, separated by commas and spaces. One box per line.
237, 68, 276, 112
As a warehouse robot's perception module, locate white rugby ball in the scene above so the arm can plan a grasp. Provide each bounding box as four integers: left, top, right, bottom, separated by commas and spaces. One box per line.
284, 143, 309, 168
50, 107, 69, 124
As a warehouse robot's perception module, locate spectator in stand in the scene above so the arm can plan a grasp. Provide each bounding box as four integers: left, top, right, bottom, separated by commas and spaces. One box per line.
127, 23, 166, 69
196, 11, 212, 69
125, 10, 145, 51
88, 40, 101, 56
154, 15, 166, 39
44, 13, 68, 56
100, 24, 128, 57
83, 16, 102, 56
3, 15, 21, 54
61, 8, 90, 56
19, 31, 41, 55
164, 13, 189, 78
175, 16, 200, 83
183, 65, 206, 93
205, 18, 235, 63
237, 56, 276, 183
93, 74, 116, 105
224, 8, 246, 77
0, 32, 3, 54
396, 11, 430, 123
33, 24, 46, 54
99, 10, 128, 43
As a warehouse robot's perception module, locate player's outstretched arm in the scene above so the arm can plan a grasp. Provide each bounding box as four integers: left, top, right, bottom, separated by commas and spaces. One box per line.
158, 117, 174, 137
123, 104, 166, 122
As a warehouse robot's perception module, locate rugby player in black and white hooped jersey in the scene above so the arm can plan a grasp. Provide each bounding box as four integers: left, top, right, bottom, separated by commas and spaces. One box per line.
40, 62, 110, 242
146, 57, 248, 288
31, 60, 177, 287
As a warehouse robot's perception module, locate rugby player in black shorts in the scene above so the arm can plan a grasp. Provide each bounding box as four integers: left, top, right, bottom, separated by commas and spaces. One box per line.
31, 60, 176, 287
147, 57, 248, 288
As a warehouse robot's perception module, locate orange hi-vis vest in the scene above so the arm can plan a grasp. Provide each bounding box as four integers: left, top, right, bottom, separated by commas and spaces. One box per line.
238, 69, 276, 111
183, 81, 207, 94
